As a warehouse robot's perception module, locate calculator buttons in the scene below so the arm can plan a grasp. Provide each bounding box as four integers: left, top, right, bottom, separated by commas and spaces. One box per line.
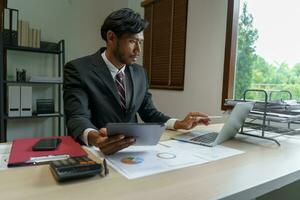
49, 156, 102, 182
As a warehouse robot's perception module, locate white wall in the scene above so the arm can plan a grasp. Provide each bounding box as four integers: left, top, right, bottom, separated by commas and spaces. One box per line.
149, 0, 227, 121
5, 0, 228, 140
8, 0, 129, 61
128, 0, 227, 121
6, 0, 129, 140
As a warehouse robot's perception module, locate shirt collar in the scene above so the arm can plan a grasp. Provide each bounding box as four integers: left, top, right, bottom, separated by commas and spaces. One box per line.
101, 51, 126, 76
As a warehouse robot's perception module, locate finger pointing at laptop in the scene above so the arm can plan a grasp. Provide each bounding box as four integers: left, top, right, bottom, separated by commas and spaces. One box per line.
174, 112, 211, 130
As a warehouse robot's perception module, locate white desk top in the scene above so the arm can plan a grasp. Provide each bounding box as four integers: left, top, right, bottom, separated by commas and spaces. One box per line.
1, 124, 300, 200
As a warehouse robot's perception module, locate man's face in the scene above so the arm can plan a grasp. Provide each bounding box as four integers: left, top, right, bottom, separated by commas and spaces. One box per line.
112, 32, 144, 65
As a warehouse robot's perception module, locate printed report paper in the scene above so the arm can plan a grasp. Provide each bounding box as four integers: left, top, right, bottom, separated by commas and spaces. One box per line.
0, 144, 12, 170
87, 140, 244, 179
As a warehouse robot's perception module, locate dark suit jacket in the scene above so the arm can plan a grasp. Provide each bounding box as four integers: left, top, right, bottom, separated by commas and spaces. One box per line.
63, 48, 171, 140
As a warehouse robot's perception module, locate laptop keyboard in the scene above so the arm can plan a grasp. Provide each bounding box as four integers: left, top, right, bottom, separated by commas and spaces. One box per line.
190, 132, 218, 144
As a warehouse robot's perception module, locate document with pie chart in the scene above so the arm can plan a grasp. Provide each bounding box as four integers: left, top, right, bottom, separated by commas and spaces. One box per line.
89, 140, 244, 179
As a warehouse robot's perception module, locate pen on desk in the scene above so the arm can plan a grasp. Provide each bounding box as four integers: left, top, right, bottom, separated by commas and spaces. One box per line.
158, 142, 171, 148
193, 116, 223, 120
103, 159, 109, 176
27, 154, 70, 163
208, 116, 223, 119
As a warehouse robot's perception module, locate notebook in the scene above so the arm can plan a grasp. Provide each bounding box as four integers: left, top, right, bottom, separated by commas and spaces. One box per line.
172, 102, 254, 147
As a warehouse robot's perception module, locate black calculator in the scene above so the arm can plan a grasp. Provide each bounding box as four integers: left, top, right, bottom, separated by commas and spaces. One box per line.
50, 156, 102, 182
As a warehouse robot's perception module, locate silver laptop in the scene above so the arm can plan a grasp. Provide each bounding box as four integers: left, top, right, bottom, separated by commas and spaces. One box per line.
172, 102, 254, 147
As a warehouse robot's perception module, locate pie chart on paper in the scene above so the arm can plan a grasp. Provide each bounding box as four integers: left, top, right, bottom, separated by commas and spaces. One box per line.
121, 156, 144, 165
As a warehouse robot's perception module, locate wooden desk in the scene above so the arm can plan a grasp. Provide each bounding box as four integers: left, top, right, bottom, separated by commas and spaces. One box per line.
1, 124, 300, 200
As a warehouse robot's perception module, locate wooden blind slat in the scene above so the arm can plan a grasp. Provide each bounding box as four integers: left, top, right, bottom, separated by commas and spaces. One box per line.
151, 0, 172, 85
143, 6, 152, 81
142, 0, 187, 90
170, 0, 187, 87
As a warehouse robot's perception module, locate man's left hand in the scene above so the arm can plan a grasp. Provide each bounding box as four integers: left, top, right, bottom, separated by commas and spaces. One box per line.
174, 112, 211, 130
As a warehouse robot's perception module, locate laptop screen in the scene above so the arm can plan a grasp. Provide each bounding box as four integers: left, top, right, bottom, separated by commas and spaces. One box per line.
214, 102, 254, 145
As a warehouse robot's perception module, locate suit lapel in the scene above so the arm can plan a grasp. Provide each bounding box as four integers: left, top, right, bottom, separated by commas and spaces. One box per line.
128, 65, 137, 111
90, 50, 121, 106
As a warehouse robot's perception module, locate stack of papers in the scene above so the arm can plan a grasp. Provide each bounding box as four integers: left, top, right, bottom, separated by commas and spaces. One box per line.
0, 144, 12, 170
87, 140, 244, 179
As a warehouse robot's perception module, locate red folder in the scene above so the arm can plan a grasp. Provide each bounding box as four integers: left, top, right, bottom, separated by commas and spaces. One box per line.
8, 136, 87, 167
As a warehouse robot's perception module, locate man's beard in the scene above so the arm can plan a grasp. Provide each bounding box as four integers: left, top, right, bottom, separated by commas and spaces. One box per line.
112, 40, 130, 65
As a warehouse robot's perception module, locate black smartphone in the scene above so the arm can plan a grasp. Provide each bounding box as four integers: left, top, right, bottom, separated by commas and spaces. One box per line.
32, 138, 62, 151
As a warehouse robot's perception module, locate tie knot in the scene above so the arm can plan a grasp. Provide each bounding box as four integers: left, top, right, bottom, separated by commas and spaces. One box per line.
116, 71, 124, 80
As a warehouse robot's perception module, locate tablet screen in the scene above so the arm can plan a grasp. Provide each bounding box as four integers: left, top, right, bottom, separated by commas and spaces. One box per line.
106, 123, 165, 145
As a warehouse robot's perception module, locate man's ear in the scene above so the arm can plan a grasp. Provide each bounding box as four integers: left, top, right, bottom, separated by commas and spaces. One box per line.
106, 31, 115, 44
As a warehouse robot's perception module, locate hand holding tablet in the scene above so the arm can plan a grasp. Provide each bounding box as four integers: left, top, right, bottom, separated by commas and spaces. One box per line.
106, 123, 166, 146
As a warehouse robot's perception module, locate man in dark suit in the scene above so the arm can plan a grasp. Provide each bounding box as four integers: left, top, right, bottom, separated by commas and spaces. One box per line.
64, 8, 210, 155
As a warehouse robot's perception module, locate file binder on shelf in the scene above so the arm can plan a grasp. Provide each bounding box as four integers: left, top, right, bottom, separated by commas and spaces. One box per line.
8, 86, 20, 117
7, 86, 33, 117
3, 8, 19, 46
8, 136, 87, 167
20, 86, 32, 117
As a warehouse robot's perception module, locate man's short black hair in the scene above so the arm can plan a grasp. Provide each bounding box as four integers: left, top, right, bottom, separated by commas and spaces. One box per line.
101, 8, 148, 41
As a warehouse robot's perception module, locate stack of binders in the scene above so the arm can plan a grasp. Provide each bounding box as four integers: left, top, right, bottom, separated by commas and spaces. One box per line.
8, 86, 32, 117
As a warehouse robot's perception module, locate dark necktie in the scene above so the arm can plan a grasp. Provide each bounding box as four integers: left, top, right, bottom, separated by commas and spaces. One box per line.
115, 71, 126, 112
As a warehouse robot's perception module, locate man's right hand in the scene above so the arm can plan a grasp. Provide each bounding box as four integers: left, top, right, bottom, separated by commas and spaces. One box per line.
87, 128, 135, 155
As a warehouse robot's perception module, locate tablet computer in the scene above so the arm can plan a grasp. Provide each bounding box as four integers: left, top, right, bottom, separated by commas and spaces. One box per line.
106, 123, 166, 146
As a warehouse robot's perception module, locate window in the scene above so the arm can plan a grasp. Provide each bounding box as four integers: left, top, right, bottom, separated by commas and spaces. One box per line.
141, 0, 188, 90
222, 0, 300, 109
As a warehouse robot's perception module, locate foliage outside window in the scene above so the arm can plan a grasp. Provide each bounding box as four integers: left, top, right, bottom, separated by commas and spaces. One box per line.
234, 2, 258, 99
222, 0, 300, 108
234, 0, 300, 101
